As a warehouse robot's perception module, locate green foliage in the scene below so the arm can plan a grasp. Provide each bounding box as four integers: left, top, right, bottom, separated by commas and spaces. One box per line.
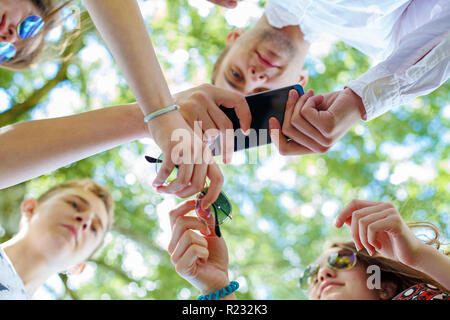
0, 0, 448, 300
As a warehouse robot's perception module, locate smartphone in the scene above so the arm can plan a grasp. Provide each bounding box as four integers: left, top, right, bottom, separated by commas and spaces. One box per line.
212, 84, 304, 153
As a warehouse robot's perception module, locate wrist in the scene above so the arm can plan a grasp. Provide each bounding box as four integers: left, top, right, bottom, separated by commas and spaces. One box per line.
410, 241, 435, 271
199, 280, 239, 301
146, 110, 185, 145
344, 87, 367, 120
200, 277, 230, 296
144, 105, 181, 123
128, 103, 151, 139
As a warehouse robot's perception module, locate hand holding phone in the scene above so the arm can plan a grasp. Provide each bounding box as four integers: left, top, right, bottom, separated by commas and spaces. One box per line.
213, 84, 304, 153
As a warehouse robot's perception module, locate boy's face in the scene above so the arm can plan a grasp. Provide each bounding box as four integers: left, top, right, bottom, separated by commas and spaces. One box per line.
23, 187, 110, 271
214, 27, 308, 95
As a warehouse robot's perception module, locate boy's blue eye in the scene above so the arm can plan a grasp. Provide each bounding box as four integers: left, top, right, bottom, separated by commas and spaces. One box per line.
90, 226, 97, 234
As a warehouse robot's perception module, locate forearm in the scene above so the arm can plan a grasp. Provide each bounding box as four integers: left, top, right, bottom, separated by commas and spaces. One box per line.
83, 0, 174, 115
346, 10, 450, 121
0, 104, 148, 189
412, 243, 450, 291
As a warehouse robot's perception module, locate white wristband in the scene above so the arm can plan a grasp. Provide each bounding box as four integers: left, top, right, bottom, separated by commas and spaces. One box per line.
143, 104, 180, 123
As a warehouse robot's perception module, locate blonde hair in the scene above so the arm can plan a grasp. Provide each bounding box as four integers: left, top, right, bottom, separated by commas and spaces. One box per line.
407, 221, 447, 251
211, 46, 231, 84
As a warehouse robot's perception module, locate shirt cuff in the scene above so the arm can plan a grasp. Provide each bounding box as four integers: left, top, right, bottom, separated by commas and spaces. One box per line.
347, 32, 450, 121
346, 70, 401, 121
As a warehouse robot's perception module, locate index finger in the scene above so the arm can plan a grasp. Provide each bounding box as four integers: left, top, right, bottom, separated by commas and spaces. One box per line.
214, 88, 252, 135
169, 200, 197, 229
200, 161, 224, 210
153, 157, 175, 187
334, 200, 381, 228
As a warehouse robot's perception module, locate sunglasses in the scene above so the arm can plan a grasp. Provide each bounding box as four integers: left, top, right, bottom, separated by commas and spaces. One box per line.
145, 154, 232, 237
0, 15, 45, 64
299, 248, 357, 290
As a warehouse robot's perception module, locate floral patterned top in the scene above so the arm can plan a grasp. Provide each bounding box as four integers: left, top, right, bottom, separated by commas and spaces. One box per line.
393, 283, 449, 300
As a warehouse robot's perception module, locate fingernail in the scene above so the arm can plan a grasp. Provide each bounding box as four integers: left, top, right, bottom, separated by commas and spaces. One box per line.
333, 218, 339, 227
242, 128, 251, 136
269, 118, 275, 128
152, 180, 162, 188
289, 90, 296, 99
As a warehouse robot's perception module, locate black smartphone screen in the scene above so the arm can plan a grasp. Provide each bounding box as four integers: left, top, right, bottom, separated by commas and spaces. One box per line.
213, 84, 304, 153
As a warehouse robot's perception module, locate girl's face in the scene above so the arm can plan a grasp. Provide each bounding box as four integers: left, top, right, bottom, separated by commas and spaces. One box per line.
0, 0, 41, 44
307, 247, 380, 300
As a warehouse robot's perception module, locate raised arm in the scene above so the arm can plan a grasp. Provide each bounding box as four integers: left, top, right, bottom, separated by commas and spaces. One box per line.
274, 2, 449, 157
335, 200, 450, 291
0, 104, 147, 189
346, 5, 450, 121
82, 0, 225, 210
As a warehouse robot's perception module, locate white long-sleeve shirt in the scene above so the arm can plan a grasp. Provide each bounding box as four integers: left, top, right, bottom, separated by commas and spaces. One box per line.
265, 0, 450, 121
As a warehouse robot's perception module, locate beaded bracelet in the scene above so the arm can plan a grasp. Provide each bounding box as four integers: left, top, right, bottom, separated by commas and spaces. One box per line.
143, 104, 180, 123
198, 281, 239, 300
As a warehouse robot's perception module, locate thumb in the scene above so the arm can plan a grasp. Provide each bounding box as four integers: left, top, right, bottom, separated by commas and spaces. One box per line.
301, 95, 336, 137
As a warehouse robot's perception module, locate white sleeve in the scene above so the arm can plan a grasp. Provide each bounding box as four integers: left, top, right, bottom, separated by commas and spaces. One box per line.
346, 11, 450, 121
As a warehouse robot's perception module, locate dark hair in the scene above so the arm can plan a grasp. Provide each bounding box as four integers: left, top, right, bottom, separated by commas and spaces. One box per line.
1, 0, 74, 71
330, 241, 449, 297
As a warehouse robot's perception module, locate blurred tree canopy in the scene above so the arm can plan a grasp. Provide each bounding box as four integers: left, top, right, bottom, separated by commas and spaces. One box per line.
0, 0, 448, 300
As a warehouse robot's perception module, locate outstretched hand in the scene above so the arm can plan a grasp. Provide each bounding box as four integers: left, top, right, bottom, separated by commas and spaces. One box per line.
168, 200, 230, 295
148, 110, 223, 211
335, 200, 424, 266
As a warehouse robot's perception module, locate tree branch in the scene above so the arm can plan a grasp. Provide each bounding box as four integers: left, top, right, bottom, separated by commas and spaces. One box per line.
0, 62, 70, 127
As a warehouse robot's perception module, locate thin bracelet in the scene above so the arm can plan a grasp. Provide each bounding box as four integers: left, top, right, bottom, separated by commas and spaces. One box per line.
143, 104, 180, 123
198, 281, 239, 300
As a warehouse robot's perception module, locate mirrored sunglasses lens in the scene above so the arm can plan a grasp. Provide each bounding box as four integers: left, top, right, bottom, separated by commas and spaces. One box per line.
18, 15, 44, 40
328, 249, 357, 270
0, 43, 16, 63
